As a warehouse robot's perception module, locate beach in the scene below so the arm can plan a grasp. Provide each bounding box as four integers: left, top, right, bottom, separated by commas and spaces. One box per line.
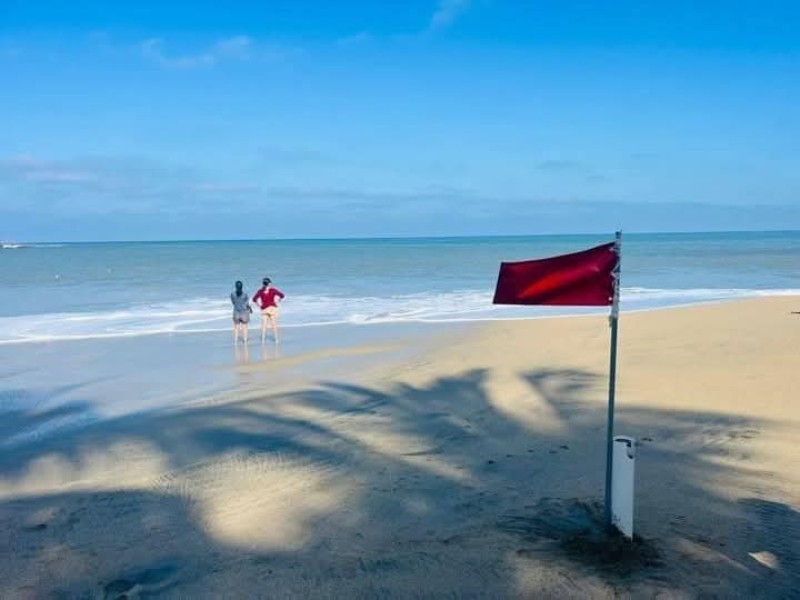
1, 296, 798, 598
5, 0, 800, 595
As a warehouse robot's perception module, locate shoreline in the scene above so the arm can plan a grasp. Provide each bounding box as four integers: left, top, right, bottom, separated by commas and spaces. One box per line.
0, 320, 470, 442
2, 289, 799, 348
1, 296, 798, 597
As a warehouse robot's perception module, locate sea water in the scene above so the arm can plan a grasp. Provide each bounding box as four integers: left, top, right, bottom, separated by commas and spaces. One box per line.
1, 231, 798, 345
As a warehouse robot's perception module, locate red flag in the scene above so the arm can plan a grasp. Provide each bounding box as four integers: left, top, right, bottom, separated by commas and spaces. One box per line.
493, 242, 618, 306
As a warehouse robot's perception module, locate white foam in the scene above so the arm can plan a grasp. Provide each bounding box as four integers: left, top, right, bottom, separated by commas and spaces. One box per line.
1, 242, 66, 249
624, 286, 800, 299
0, 287, 797, 345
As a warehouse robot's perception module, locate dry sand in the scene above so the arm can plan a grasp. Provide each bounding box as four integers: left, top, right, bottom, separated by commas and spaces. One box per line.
1, 297, 799, 598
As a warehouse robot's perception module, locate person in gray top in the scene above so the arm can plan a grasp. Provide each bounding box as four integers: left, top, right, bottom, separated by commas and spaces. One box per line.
230, 280, 252, 343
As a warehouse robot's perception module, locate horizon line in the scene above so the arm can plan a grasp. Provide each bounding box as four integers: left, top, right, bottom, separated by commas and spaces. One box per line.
7, 228, 800, 245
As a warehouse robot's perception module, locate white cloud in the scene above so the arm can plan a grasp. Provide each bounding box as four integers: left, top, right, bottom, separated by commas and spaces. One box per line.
1, 155, 104, 186
139, 36, 253, 69
0, 154, 38, 167
0, 154, 484, 215
260, 145, 331, 164
337, 32, 373, 47
537, 159, 585, 172
24, 170, 99, 184
193, 183, 261, 193
213, 35, 252, 59
4, 154, 800, 237
338, 3, 472, 45
429, 0, 472, 30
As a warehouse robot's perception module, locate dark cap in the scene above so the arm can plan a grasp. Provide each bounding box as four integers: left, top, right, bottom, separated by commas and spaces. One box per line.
262, 277, 271, 285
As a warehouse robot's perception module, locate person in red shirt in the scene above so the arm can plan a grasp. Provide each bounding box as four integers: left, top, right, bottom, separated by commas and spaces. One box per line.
252, 277, 285, 343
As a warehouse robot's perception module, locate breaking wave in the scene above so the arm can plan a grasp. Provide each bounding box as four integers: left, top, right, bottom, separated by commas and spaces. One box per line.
0, 286, 797, 345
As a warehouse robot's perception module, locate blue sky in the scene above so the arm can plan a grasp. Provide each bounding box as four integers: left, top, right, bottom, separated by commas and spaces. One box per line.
1, 0, 799, 241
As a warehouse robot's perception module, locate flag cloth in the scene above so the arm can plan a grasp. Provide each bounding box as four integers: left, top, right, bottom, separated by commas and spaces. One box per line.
493, 242, 618, 306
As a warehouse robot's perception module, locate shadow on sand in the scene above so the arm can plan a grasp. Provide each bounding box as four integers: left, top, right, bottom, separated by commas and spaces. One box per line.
1, 368, 798, 598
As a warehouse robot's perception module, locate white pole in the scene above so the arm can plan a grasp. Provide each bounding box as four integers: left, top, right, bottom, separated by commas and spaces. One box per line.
603, 231, 622, 529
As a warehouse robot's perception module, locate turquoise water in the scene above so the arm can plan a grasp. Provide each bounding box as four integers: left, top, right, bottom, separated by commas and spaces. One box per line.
0, 231, 798, 344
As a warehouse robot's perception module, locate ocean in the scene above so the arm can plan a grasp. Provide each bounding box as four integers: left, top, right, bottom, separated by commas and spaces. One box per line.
1, 231, 799, 345
0, 230, 798, 433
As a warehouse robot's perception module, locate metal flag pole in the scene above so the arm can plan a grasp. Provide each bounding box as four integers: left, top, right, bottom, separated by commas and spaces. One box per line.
604, 231, 622, 529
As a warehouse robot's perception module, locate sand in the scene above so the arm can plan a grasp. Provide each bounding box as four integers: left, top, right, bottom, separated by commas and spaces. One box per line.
1, 297, 798, 598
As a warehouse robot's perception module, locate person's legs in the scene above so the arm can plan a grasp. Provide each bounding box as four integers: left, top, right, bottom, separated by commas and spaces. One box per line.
260, 312, 268, 343
233, 318, 239, 343
264, 307, 279, 342
269, 309, 280, 342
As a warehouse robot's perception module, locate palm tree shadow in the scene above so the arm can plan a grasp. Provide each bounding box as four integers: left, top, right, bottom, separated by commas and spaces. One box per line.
511, 368, 800, 595
0, 367, 797, 597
